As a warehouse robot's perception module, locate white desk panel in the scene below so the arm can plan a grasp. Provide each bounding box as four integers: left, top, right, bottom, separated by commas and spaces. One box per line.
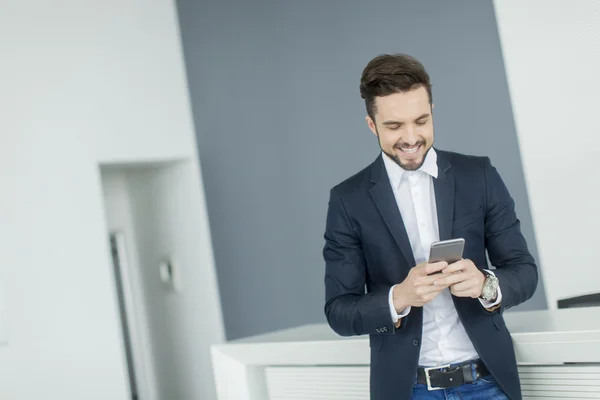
213, 308, 600, 400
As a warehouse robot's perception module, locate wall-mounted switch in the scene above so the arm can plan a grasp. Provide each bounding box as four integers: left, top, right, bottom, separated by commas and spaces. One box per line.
159, 258, 182, 292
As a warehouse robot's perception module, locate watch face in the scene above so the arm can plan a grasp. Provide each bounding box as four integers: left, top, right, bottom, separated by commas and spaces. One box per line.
483, 285, 493, 299
483, 277, 499, 300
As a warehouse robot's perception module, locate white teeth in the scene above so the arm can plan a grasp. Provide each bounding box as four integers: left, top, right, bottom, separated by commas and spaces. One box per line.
401, 146, 419, 153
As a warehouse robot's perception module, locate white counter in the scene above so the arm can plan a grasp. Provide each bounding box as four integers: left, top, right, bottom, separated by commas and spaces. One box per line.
212, 308, 600, 399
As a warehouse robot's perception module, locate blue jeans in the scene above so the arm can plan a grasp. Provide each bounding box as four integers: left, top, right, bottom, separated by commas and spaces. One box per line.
411, 364, 509, 399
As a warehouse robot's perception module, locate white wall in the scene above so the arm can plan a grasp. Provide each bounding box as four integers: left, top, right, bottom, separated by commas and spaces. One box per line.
0, 0, 224, 398
493, 0, 600, 308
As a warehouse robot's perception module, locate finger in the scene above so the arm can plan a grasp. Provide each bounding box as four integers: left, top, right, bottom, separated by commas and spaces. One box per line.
434, 272, 468, 287
416, 274, 442, 286
416, 283, 447, 295
416, 272, 454, 287
412, 262, 430, 277
450, 287, 479, 298
416, 291, 440, 305
425, 286, 448, 300
449, 280, 475, 293
441, 259, 467, 274
424, 261, 448, 275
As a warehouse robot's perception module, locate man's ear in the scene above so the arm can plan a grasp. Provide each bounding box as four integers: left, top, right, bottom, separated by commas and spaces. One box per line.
366, 115, 377, 136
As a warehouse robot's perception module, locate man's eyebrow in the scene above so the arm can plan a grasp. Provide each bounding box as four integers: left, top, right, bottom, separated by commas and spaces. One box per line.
382, 113, 430, 125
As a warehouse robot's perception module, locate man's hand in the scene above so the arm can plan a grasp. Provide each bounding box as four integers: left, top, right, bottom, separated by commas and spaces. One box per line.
393, 261, 450, 312
434, 259, 485, 298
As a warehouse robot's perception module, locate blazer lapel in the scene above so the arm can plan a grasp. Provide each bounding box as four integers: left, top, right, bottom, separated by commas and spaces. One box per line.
368, 155, 416, 267
433, 151, 455, 241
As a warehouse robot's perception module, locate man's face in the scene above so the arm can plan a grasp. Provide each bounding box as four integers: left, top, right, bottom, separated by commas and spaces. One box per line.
366, 86, 434, 171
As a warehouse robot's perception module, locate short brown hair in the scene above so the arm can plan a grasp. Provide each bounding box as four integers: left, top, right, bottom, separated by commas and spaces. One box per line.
359, 53, 432, 120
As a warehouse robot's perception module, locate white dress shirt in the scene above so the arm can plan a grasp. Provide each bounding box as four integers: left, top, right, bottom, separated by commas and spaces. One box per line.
383, 149, 502, 367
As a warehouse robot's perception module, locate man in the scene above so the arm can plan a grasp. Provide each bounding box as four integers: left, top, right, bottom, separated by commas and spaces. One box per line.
323, 53, 537, 400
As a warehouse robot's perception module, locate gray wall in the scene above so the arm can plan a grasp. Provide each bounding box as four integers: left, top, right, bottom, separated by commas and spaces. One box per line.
176, 0, 547, 340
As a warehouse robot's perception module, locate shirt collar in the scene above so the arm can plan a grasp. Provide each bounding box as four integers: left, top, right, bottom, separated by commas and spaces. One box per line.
382, 147, 438, 188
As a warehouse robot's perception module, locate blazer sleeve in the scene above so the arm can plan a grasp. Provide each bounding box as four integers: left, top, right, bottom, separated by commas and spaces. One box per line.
323, 187, 401, 336
483, 157, 539, 312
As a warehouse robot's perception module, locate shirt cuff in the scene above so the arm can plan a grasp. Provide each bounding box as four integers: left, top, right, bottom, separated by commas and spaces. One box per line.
389, 285, 411, 323
479, 269, 502, 309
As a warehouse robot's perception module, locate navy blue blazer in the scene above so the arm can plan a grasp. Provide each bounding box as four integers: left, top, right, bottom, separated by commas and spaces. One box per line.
323, 149, 538, 400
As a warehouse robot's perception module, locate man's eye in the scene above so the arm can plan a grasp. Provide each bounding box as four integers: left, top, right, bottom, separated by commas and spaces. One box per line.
416, 120, 427, 126
388, 125, 400, 130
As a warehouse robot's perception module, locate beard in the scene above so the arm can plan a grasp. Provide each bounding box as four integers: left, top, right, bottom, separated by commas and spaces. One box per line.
380, 138, 431, 171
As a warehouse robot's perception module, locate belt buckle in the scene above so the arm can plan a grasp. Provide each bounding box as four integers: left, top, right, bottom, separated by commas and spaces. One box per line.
424, 364, 451, 391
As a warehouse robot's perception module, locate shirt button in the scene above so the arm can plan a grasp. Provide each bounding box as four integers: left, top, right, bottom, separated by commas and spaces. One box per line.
413, 339, 419, 346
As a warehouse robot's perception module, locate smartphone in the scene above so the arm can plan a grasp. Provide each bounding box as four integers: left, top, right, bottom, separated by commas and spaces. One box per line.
428, 238, 465, 268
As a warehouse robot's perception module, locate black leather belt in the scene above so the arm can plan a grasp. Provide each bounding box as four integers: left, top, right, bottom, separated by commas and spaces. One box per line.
416, 359, 490, 390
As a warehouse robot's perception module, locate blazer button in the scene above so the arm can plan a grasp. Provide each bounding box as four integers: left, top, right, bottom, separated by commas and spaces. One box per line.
413, 339, 419, 346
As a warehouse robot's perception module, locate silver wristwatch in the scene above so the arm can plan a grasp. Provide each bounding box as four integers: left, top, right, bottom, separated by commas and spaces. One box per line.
480, 270, 499, 301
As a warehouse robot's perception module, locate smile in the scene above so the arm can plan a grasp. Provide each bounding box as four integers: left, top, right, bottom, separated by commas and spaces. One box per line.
400, 145, 420, 154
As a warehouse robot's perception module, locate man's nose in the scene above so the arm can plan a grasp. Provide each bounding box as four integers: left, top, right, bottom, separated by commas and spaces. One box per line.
404, 126, 419, 144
